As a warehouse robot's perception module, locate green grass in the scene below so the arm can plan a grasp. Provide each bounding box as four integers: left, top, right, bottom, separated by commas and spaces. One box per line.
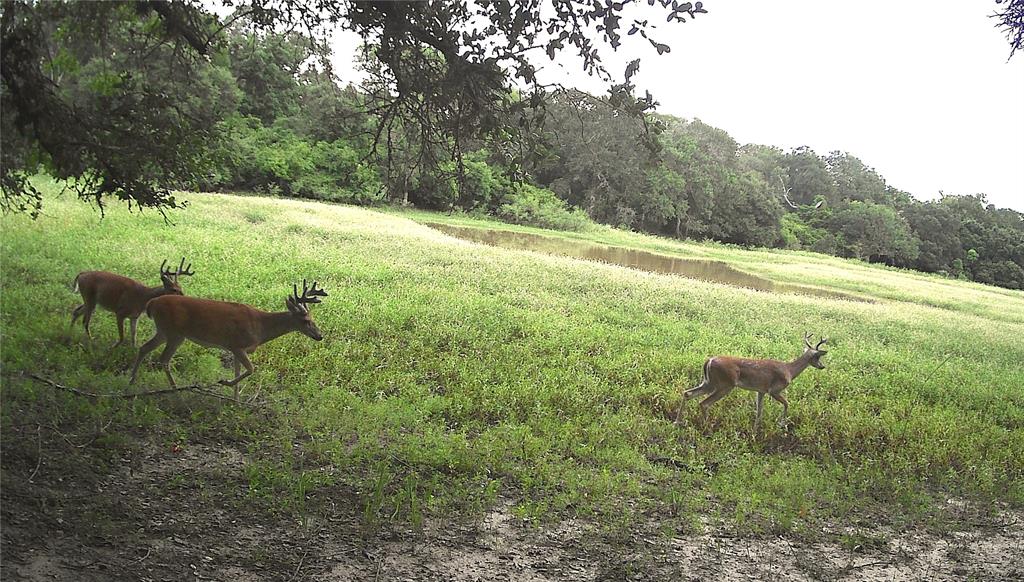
3, 180, 1023, 536
398, 207, 1024, 324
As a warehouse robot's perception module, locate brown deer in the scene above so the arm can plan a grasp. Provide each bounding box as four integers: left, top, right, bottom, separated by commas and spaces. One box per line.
676, 333, 828, 430
128, 280, 328, 399
71, 258, 195, 347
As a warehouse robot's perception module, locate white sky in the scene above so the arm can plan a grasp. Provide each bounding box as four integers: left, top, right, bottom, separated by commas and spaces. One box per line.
329, 0, 1024, 212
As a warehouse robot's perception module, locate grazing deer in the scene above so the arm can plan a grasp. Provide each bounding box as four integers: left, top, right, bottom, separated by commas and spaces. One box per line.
128, 280, 328, 399
71, 258, 195, 347
676, 333, 828, 430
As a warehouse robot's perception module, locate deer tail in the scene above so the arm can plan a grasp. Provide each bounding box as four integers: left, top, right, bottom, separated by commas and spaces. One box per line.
72, 273, 80, 292
684, 358, 715, 400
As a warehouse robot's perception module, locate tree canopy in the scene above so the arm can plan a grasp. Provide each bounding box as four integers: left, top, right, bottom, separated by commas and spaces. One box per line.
1, 0, 707, 214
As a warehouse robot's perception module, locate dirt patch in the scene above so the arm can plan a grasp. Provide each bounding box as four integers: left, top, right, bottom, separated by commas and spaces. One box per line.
3, 435, 1022, 581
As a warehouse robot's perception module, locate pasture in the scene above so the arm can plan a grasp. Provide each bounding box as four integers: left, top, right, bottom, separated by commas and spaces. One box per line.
2, 182, 1023, 578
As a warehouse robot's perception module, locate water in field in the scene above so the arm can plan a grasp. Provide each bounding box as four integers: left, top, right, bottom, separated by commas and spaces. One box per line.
427, 223, 870, 303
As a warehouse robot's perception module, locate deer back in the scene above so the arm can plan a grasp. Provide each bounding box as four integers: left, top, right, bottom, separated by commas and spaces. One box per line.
146, 295, 268, 350
709, 356, 792, 389
77, 271, 156, 316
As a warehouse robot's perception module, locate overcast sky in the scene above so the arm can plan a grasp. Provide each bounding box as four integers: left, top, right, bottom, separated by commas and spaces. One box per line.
330, 1, 1024, 212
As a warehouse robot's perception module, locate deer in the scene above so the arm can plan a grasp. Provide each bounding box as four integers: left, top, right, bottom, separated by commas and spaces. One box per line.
71, 258, 195, 347
128, 280, 328, 400
676, 333, 828, 430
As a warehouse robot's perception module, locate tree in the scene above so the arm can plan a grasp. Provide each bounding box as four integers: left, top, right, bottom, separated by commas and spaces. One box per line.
2, 0, 710, 215
934, 193, 1024, 287
660, 118, 737, 238
708, 170, 783, 247
737, 144, 785, 188
1, 1, 237, 215
902, 201, 963, 273
995, 0, 1024, 58
224, 23, 320, 124
534, 89, 654, 227
781, 146, 835, 207
825, 151, 889, 204
829, 200, 919, 264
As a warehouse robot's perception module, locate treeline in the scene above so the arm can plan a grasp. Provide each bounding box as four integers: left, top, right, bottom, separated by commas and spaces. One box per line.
533, 92, 1024, 289
193, 25, 592, 232
14, 12, 1022, 290
197, 25, 1024, 289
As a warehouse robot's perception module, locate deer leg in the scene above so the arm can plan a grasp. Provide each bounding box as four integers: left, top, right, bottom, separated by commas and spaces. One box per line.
677, 381, 706, 423
157, 337, 185, 388
698, 387, 733, 423
755, 392, 765, 432
219, 350, 254, 401
683, 380, 712, 401
81, 304, 96, 341
70, 304, 85, 328
129, 317, 139, 347
112, 317, 125, 348
129, 332, 166, 385
770, 392, 790, 427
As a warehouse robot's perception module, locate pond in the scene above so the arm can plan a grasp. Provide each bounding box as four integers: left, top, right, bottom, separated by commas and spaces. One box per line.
426, 223, 870, 303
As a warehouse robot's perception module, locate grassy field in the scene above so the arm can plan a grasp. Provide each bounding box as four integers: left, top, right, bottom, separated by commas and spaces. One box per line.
3, 181, 1023, 539
395, 207, 1024, 324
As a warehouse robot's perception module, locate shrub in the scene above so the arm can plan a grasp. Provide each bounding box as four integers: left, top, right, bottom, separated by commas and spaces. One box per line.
293, 140, 384, 204
497, 183, 593, 232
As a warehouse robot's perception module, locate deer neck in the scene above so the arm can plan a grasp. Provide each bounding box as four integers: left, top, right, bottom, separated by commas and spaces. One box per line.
257, 311, 300, 346
144, 284, 175, 300
786, 351, 814, 380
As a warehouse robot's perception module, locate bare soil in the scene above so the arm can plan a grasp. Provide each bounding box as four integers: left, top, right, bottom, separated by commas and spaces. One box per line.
3, 432, 1022, 581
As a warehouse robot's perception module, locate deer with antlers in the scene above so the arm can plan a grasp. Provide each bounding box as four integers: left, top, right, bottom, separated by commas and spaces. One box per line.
128, 280, 328, 399
71, 258, 195, 347
676, 333, 829, 430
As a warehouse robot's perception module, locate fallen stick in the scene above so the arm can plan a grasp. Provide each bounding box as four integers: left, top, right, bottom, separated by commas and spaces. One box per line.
23, 373, 214, 400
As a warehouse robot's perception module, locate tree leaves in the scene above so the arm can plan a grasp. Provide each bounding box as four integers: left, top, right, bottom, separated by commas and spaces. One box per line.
624, 58, 641, 81
1, 0, 710, 215
649, 40, 671, 54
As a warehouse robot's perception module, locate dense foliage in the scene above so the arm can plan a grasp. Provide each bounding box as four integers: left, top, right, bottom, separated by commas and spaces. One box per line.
2, 0, 704, 212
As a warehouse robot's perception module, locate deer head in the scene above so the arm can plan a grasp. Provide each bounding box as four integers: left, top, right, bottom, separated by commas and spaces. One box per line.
158, 257, 195, 294
803, 332, 829, 369
285, 279, 328, 341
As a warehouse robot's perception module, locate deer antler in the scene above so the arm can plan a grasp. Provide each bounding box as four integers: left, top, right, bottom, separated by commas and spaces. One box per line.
289, 280, 328, 313
803, 333, 828, 351
160, 258, 195, 281
174, 257, 195, 280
